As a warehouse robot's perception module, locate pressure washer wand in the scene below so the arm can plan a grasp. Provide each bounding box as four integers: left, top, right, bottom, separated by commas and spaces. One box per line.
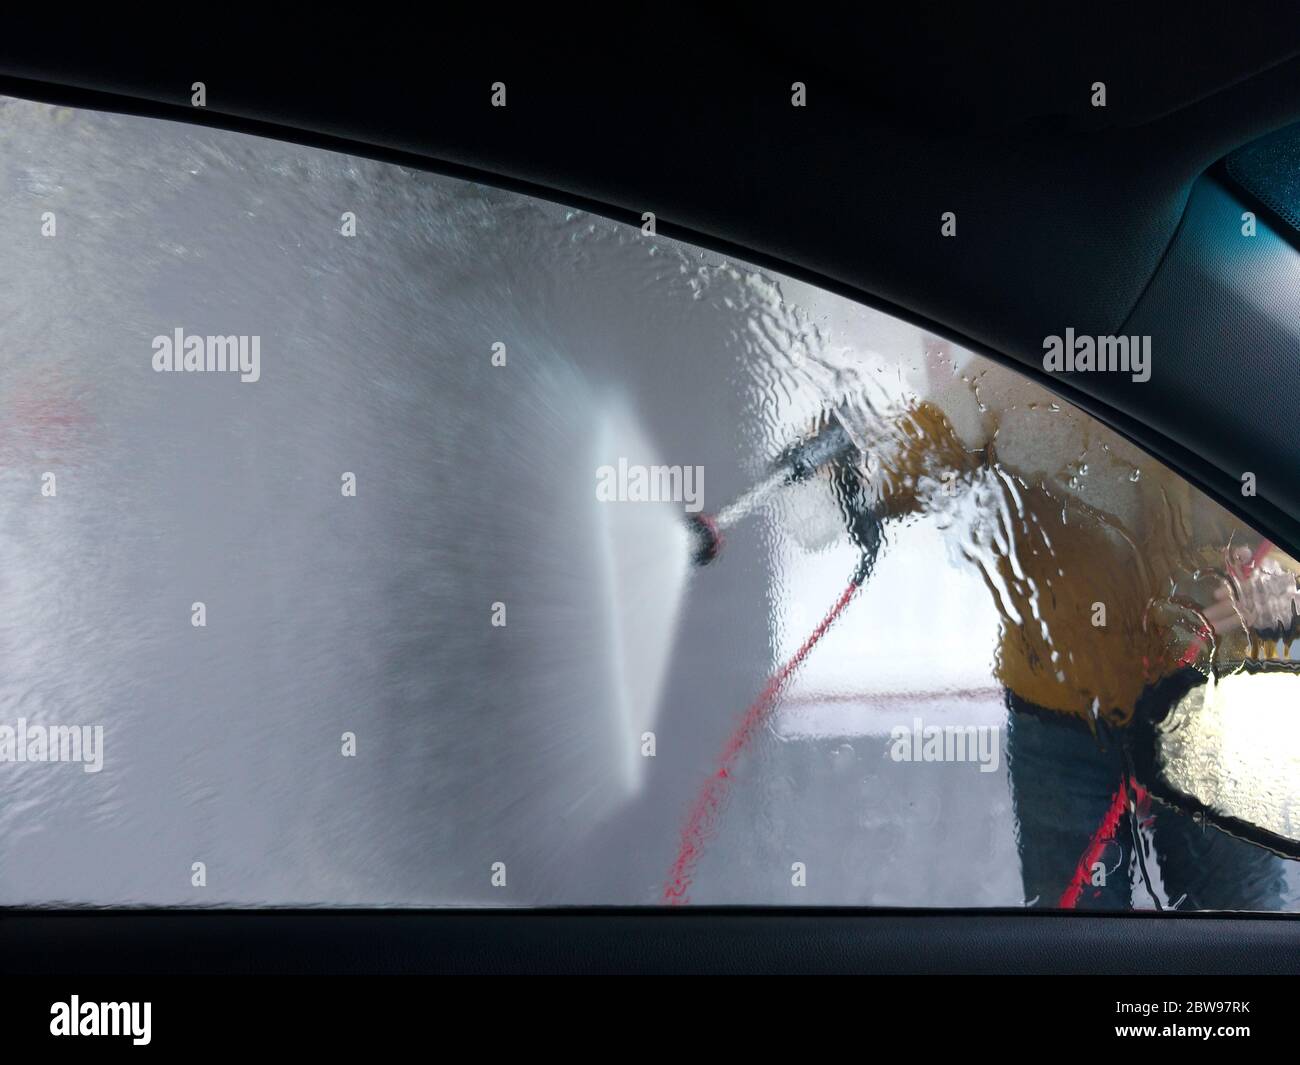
687, 411, 864, 565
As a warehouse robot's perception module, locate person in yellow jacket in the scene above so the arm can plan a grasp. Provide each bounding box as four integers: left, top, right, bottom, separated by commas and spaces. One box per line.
841, 341, 1299, 908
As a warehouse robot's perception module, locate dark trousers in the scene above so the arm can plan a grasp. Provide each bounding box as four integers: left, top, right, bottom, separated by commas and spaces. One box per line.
1006, 691, 1287, 911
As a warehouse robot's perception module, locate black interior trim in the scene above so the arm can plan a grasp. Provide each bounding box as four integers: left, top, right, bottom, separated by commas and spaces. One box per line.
3, 909, 1298, 975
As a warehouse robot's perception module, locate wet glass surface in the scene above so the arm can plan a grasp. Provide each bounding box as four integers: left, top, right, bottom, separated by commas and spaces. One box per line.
0, 97, 1296, 908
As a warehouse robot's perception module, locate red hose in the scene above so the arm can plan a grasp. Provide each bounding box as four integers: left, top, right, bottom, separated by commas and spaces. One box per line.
1065, 538, 1273, 909
1058, 778, 1150, 908
662, 577, 862, 904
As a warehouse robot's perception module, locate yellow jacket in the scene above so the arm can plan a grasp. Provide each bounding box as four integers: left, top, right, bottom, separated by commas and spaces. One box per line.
851, 385, 1297, 727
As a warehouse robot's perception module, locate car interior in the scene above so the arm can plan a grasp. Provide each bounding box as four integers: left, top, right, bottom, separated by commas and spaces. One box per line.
1, 7, 1299, 1005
